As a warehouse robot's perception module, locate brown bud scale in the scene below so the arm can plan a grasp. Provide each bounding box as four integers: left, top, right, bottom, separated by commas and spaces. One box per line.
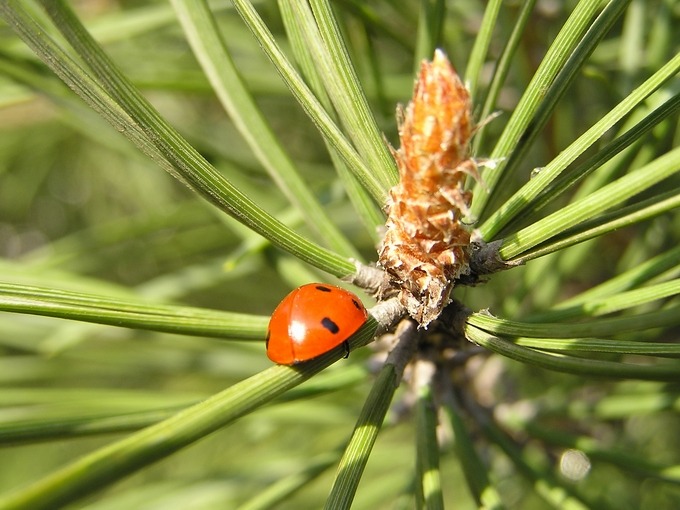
379, 50, 477, 327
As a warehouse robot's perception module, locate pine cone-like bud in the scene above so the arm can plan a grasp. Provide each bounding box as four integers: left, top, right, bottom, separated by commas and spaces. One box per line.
379, 50, 476, 327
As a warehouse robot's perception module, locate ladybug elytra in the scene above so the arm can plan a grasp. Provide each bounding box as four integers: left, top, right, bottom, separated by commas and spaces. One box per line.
266, 283, 368, 365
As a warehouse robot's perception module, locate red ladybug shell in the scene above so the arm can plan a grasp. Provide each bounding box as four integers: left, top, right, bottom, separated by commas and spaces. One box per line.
266, 283, 368, 365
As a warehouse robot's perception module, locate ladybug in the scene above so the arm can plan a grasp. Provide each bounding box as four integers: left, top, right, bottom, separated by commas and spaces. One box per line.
266, 283, 369, 365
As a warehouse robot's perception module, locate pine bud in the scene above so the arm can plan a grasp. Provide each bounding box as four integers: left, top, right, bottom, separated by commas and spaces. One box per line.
379, 50, 477, 327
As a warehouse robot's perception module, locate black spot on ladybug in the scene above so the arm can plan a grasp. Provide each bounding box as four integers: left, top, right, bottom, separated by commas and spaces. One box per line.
315, 285, 332, 293
321, 317, 340, 334
351, 299, 362, 311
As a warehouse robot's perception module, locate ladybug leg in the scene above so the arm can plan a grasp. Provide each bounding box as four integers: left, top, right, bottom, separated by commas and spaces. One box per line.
342, 340, 351, 359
